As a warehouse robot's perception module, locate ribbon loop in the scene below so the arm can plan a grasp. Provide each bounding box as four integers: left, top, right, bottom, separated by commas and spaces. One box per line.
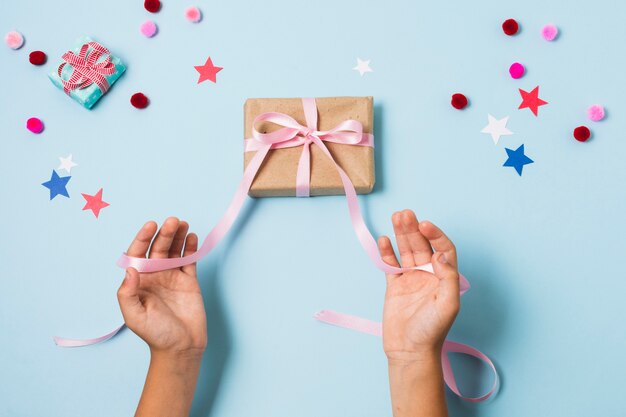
313, 309, 498, 402
57, 41, 116, 95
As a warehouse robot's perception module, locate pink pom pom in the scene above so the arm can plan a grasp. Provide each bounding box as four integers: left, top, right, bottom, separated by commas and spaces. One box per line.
509, 62, 525, 79
140, 20, 158, 38
541, 24, 558, 41
185, 6, 202, 23
26, 117, 44, 134
4, 31, 24, 50
587, 105, 605, 122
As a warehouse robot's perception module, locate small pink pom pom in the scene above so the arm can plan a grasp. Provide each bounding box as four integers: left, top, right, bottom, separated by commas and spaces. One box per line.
140, 20, 158, 37
541, 24, 558, 41
509, 62, 525, 79
587, 105, 605, 122
4, 30, 24, 50
185, 6, 202, 23
26, 117, 44, 134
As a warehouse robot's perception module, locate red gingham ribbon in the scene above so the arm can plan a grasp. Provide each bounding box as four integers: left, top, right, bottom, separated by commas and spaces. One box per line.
57, 41, 116, 94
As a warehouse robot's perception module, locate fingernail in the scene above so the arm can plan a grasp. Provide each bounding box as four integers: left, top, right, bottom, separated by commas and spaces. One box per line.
438, 253, 447, 264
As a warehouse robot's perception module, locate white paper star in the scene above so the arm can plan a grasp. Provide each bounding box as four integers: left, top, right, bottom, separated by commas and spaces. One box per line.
353, 58, 373, 76
481, 114, 513, 145
58, 154, 78, 173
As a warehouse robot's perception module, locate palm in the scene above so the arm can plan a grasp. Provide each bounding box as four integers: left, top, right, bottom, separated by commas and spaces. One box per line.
136, 269, 206, 351
384, 270, 451, 354
378, 210, 460, 359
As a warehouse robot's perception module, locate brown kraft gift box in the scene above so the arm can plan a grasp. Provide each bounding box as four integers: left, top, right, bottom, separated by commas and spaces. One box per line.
244, 96, 375, 197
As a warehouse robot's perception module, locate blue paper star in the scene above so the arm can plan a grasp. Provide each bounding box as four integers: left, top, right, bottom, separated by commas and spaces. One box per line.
42, 170, 71, 200
503, 144, 534, 176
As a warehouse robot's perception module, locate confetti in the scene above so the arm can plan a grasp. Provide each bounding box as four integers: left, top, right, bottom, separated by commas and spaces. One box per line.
573, 126, 591, 142
481, 114, 513, 144
26, 117, 44, 134
185, 6, 202, 22
42, 170, 71, 200
509, 62, 525, 79
587, 105, 605, 122
58, 154, 78, 174
140, 20, 158, 37
4, 30, 24, 49
144, 0, 161, 13
29, 50, 47, 65
541, 24, 559, 41
503, 144, 533, 176
502, 19, 519, 36
82, 188, 110, 218
518, 86, 548, 116
450, 93, 468, 110
130, 92, 149, 108
352, 58, 373, 76
195, 56, 223, 83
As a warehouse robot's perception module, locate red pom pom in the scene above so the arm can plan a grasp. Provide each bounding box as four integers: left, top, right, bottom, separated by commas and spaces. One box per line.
144, 0, 161, 13
573, 126, 591, 142
502, 19, 519, 36
28, 50, 46, 65
451, 93, 468, 110
130, 92, 149, 109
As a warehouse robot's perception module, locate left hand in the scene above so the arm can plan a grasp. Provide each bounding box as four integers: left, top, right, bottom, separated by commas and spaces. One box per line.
116, 217, 207, 358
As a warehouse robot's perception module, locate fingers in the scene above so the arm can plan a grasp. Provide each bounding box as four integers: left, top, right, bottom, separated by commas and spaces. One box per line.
418, 220, 458, 268
126, 221, 158, 258
377, 236, 400, 281
148, 217, 180, 259
400, 210, 433, 265
117, 268, 145, 327
181, 233, 198, 276
168, 221, 189, 258
432, 252, 460, 315
392, 211, 415, 267
392, 210, 434, 267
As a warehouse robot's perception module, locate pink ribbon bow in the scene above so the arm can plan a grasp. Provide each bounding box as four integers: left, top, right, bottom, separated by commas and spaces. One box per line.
54, 98, 497, 401
245, 98, 374, 197
57, 41, 116, 94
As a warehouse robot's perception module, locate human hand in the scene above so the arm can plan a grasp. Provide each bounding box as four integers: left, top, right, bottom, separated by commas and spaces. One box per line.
378, 210, 460, 363
117, 217, 207, 359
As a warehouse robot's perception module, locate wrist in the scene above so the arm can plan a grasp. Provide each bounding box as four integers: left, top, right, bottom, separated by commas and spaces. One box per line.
388, 349, 443, 392
386, 346, 441, 369
150, 348, 204, 372
387, 348, 447, 417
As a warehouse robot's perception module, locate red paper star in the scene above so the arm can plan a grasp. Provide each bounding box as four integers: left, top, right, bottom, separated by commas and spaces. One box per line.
194, 57, 223, 84
81, 188, 110, 218
518, 86, 548, 116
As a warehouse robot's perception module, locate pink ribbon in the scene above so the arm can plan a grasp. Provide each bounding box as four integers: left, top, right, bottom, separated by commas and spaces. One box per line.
313, 309, 498, 402
54, 98, 496, 401
57, 41, 115, 94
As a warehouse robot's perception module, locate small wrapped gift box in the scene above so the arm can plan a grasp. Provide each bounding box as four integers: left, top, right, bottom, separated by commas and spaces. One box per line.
48, 36, 125, 109
244, 97, 375, 197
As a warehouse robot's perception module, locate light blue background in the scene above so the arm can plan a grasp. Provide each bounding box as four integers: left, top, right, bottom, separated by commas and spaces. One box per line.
1, 0, 625, 416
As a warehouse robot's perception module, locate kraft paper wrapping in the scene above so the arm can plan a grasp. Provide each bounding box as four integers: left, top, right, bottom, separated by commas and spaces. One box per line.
244, 96, 375, 197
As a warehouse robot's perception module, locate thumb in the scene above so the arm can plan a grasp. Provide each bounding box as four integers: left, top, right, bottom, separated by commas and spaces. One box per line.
432, 252, 460, 313
117, 268, 144, 326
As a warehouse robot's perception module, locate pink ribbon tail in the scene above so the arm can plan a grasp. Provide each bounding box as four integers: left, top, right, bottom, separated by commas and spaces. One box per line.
53, 325, 124, 347
314, 310, 498, 402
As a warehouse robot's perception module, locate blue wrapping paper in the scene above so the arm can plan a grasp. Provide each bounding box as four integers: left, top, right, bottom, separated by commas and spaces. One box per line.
48, 36, 126, 109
